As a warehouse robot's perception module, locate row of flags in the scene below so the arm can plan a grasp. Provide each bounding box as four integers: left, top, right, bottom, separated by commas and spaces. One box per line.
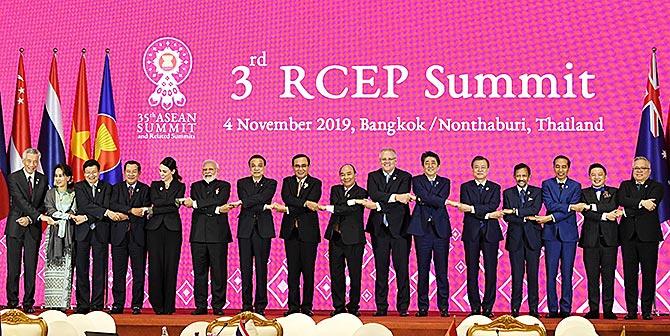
0, 50, 122, 220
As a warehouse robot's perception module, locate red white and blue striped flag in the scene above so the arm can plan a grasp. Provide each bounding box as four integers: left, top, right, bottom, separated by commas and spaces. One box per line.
8, 51, 32, 173
37, 51, 66, 186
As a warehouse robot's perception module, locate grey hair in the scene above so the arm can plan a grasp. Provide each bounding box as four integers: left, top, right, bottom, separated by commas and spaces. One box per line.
379, 148, 397, 158
202, 159, 219, 170
22, 148, 41, 160
633, 156, 650, 166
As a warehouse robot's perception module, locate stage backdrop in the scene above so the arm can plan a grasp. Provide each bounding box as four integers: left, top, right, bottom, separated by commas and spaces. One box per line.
1, 0, 670, 313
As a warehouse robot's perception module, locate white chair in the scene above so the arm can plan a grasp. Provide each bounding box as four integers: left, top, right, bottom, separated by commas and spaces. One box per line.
514, 315, 546, 335
85, 311, 117, 333
0, 309, 48, 336
555, 325, 598, 336
276, 313, 315, 336
352, 323, 393, 336
47, 320, 79, 336
316, 313, 362, 336
456, 315, 493, 336
39, 310, 68, 325
180, 321, 209, 336
555, 316, 596, 336
66, 313, 94, 336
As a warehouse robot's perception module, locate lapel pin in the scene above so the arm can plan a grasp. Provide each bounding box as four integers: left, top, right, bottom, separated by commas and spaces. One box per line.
160, 187, 163, 191
97, 188, 101, 193
304, 183, 309, 189
485, 187, 489, 191
393, 176, 397, 181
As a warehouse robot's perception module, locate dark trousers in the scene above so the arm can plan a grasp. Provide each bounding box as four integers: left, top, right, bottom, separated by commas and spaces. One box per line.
284, 229, 318, 311
414, 226, 449, 312
328, 232, 364, 312
583, 240, 617, 314
509, 244, 540, 313
621, 239, 659, 315
191, 242, 229, 310
544, 240, 577, 313
464, 234, 499, 313
111, 233, 146, 308
147, 225, 181, 314
371, 229, 411, 312
239, 228, 271, 312
75, 230, 109, 310
6, 234, 39, 307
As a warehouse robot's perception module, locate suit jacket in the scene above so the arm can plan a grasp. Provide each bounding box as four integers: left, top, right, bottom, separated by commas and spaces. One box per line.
109, 181, 151, 246
460, 180, 503, 243
407, 174, 451, 239
279, 175, 322, 243
617, 179, 664, 242
579, 186, 618, 248
189, 179, 232, 243
74, 180, 113, 243
146, 180, 186, 232
324, 183, 367, 245
541, 177, 582, 242
503, 185, 543, 251
5, 169, 48, 240
365, 168, 412, 238
237, 176, 277, 239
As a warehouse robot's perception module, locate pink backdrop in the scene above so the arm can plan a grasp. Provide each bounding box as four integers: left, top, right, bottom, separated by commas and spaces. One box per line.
1, 0, 670, 313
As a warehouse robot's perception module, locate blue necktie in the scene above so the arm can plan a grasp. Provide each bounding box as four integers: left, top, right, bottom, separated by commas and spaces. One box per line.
519, 189, 526, 206
383, 174, 391, 227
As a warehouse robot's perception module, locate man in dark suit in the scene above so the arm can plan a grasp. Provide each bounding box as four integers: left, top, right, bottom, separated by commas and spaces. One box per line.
109, 160, 151, 315
408, 151, 451, 317
274, 154, 322, 316
502, 163, 542, 318
320, 164, 367, 317
366, 148, 413, 317
536, 155, 584, 318
5, 148, 48, 313
618, 156, 664, 320
184, 160, 232, 316
74, 159, 127, 313
579, 163, 620, 320
234, 155, 277, 316
451, 156, 502, 317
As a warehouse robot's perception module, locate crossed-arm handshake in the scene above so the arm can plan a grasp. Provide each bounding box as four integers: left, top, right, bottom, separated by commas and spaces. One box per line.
263, 192, 417, 213
179, 198, 242, 213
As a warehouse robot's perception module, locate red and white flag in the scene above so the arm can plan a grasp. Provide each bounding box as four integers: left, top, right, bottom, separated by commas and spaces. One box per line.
8, 51, 32, 173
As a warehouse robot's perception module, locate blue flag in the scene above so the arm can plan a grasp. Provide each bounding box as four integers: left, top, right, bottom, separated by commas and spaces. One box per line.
635, 50, 670, 223
95, 53, 122, 184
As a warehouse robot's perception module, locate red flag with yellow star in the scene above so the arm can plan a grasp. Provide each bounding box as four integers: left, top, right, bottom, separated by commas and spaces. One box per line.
68, 52, 91, 182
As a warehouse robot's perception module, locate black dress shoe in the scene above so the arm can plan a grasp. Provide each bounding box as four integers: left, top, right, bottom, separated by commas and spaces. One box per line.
213, 308, 224, 316
603, 312, 617, 320
6, 303, 18, 309
348, 309, 361, 317
546, 312, 559, 318
109, 306, 124, 314
559, 312, 571, 318
242, 307, 254, 313
624, 313, 637, 320
373, 310, 387, 316
642, 313, 653, 320
283, 309, 299, 317
511, 310, 519, 317
330, 309, 346, 317
529, 311, 540, 318
132, 307, 141, 315
583, 311, 599, 319
90, 306, 103, 312
75, 307, 90, 314
399, 311, 409, 317
440, 310, 450, 317
469, 310, 481, 316
191, 307, 208, 315
301, 308, 314, 317
415, 310, 428, 317
255, 309, 265, 316
482, 310, 493, 318
23, 306, 35, 314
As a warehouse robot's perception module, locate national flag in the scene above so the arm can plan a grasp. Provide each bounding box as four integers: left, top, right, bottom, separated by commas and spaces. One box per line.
69, 51, 92, 182
444, 316, 457, 336
235, 319, 258, 336
635, 48, 670, 223
0, 93, 10, 219
94, 52, 121, 184
8, 50, 32, 173
37, 51, 66, 186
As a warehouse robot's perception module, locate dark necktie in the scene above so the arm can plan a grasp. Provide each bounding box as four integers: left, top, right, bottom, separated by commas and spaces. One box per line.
430, 180, 436, 188
636, 183, 642, 191
519, 189, 526, 206
297, 180, 304, 197
128, 185, 134, 199
558, 182, 565, 197
27, 176, 33, 199
478, 184, 485, 202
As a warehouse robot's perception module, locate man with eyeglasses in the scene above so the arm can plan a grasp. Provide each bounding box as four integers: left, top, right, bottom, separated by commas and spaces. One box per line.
273, 154, 322, 317
365, 148, 413, 317
618, 156, 663, 320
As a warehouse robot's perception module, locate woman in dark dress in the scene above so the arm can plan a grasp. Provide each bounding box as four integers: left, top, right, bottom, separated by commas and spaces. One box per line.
146, 157, 186, 314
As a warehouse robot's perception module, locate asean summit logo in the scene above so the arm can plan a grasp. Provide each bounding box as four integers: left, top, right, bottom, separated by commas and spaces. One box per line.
143, 37, 193, 110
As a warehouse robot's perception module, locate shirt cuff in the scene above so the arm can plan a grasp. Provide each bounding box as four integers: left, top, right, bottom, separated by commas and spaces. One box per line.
214, 206, 221, 214
550, 214, 556, 222
375, 202, 382, 211
600, 213, 608, 221
326, 205, 335, 213
470, 205, 475, 213
591, 204, 597, 212
263, 204, 272, 211
388, 194, 397, 203
192, 200, 198, 209
638, 201, 644, 209
484, 213, 490, 220
347, 199, 356, 206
